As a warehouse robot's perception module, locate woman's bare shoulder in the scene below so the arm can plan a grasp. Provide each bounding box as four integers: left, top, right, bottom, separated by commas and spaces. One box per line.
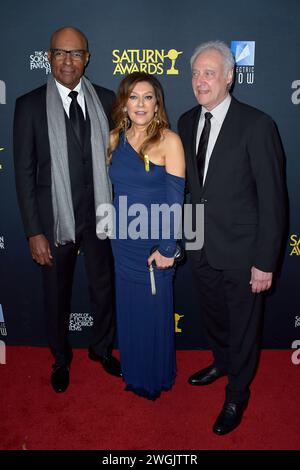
160, 129, 183, 151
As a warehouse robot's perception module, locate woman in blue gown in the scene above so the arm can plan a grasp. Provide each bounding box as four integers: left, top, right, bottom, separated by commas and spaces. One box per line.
108, 72, 185, 400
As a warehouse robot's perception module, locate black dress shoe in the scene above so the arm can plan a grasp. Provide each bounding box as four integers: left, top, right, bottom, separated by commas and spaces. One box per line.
188, 364, 226, 386
213, 400, 248, 435
51, 365, 70, 393
66, 348, 73, 367
88, 348, 122, 377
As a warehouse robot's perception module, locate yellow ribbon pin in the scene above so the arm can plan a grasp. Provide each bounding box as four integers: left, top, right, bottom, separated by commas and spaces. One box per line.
144, 154, 150, 172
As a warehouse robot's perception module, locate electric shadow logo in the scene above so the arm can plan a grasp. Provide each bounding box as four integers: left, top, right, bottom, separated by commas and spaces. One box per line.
0, 304, 7, 336
0, 80, 6, 104
175, 313, 184, 333
231, 41, 255, 85
289, 234, 300, 255
0, 304, 7, 365
112, 49, 183, 75
291, 80, 300, 104
30, 51, 51, 74
69, 312, 93, 331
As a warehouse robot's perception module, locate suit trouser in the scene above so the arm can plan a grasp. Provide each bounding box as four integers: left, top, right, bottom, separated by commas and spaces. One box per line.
42, 226, 115, 366
189, 249, 264, 403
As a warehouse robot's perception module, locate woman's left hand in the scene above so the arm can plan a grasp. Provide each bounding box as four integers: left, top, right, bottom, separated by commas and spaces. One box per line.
147, 250, 175, 269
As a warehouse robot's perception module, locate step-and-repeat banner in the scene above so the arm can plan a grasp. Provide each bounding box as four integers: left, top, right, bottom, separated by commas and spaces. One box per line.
1, 0, 300, 352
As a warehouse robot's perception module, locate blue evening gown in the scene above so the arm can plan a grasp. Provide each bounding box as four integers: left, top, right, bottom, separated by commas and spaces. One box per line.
109, 133, 184, 400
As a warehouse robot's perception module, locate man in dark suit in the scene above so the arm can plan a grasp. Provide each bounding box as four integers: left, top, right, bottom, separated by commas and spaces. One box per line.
178, 41, 286, 435
14, 27, 121, 393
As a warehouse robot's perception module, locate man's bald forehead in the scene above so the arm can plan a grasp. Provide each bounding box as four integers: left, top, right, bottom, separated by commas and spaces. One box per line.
50, 27, 88, 50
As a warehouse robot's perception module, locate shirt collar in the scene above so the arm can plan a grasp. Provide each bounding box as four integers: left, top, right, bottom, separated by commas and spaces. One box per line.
55, 79, 82, 100
201, 94, 231, 124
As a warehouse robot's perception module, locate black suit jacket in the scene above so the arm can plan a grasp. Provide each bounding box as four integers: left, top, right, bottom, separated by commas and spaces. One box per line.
13, 82, 115, 239
178, 96, 287, 272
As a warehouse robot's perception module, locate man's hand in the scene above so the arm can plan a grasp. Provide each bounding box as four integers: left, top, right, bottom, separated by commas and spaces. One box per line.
29, 234, 53, 266
250, 266, 273, 294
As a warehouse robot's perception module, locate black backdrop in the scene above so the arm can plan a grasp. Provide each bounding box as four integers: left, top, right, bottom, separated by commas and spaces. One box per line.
0, 0, 299, 350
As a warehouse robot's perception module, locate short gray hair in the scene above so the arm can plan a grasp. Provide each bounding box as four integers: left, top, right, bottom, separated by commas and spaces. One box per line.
190, 40, 235, 75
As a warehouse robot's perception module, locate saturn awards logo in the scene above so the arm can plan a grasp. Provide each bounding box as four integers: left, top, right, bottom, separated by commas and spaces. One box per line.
175, 313, 184, 333
289, 234, 300, 256
30, 51, 51, 74
231, 41, 255, 85
112, 49, 182, 75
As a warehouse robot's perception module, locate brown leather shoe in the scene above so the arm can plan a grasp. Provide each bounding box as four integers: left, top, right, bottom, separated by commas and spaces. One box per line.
188, 364, 226, 386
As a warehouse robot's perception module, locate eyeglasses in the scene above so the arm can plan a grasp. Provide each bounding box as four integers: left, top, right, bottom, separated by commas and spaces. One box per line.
50, 48, 87, 60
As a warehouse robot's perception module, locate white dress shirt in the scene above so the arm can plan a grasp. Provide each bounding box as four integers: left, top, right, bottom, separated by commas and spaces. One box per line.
55, 79, 86, 119
196, 94, 231, 183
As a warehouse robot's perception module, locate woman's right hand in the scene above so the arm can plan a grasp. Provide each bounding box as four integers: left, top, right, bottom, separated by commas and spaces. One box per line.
147, 250, 174, 269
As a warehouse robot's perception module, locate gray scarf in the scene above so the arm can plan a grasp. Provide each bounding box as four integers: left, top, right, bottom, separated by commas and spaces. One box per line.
46, 75, 112, 245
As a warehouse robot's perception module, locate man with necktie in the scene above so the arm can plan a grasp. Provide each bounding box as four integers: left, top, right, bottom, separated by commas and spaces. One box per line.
178, 40, 287, 435
14, 27, 121, 393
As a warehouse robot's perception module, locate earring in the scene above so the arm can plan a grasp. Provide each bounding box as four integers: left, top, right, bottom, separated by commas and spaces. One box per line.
147, 112, 160, 135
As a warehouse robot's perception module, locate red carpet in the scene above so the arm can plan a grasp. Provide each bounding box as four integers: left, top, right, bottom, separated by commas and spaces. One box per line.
0, 347, 299, 450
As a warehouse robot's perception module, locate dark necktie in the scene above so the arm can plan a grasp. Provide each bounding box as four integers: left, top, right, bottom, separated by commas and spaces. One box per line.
197, 111, 213, 186
68, 90, 85, 146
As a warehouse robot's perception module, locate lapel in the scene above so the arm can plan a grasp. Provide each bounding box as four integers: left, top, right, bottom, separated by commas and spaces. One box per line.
83, 104, 91, 154
186, 106, 202, 195
201, 97, 237, 194
191, 106, 202, 164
